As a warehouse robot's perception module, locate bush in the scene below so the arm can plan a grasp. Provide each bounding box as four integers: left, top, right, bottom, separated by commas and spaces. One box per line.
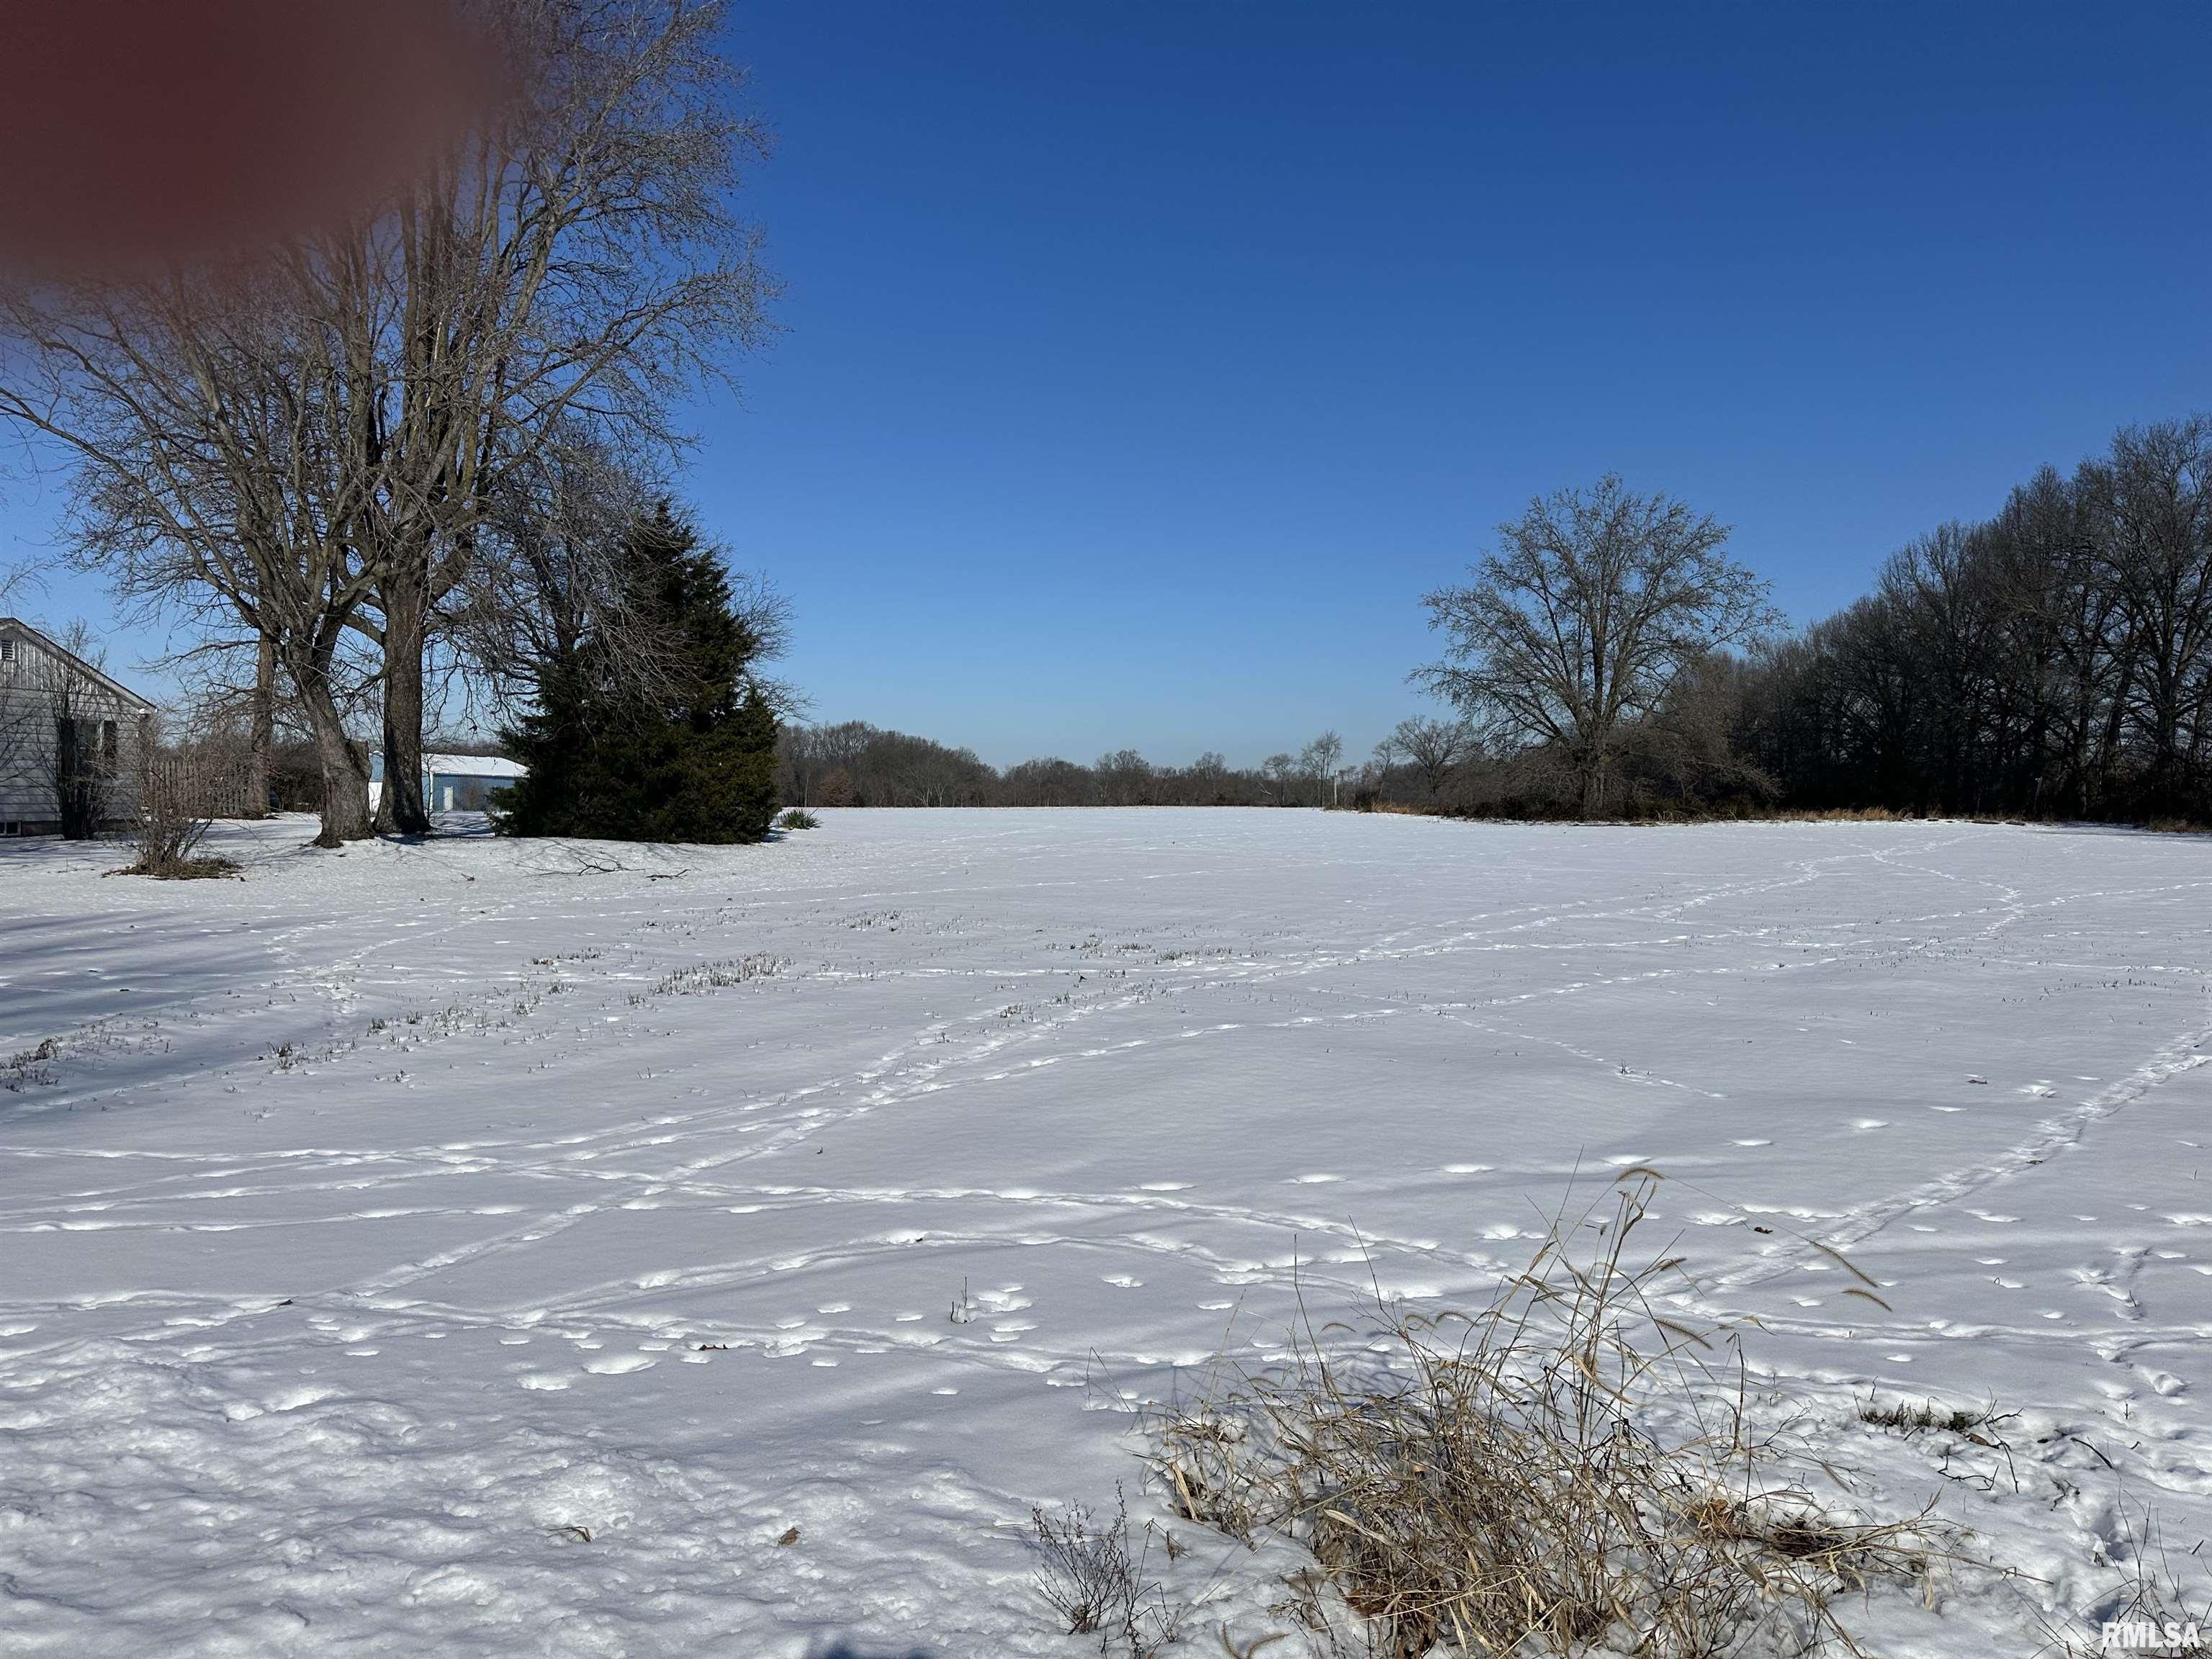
1030, 1486, 1182, 1658
776, 806, 820, 830
123, 751, 239, 878
1151, 1176, 1943, 1657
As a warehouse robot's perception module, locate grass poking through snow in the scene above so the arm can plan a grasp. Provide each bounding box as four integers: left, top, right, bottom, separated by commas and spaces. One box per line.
1857, 1397, 2008, 1437
1148, 1176, 1956, 1658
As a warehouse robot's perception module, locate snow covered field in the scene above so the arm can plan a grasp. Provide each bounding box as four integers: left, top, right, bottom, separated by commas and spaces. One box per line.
2, 809, 2210, 1656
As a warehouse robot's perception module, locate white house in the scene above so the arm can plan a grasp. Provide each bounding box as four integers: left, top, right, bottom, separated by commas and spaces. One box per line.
369, 751, 527, 815
0, 617, 156, 837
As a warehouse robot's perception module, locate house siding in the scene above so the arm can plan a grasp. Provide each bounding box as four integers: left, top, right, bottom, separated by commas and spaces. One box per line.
0, 623, 154, 835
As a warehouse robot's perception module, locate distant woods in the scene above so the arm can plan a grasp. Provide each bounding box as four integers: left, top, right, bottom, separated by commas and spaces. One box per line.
805, 417, 2212, 827
779, 727, 1361, 810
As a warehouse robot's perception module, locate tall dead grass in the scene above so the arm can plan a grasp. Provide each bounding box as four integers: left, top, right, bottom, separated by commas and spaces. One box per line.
1151, 1177, 1948, 1657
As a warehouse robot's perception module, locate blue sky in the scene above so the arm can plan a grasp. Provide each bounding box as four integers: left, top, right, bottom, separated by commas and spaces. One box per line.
6, 2, 2210, 767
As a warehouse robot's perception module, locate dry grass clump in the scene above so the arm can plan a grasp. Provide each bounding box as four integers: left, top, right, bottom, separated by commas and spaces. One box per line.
123, 853, 240, 879
626, 953, 784, 1004
1151, 1178, 1948, 1658
1856, 1397, 2005, 1437
1031, 1485, 1187, 1658
1, 1036, 60, 1092
1763, 806, 1910, 824
1359, 800, 1435, 817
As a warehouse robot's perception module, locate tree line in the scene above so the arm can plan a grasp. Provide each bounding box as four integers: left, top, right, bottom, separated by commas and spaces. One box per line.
778, 725, 1361, 809
1733, 416, 2212, 821
801, 416, 2212, 830
1410, 425, 2212, 825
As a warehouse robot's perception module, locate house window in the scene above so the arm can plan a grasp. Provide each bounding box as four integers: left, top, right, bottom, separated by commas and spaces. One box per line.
102, 720, 118, 763
0, 638, 14, 662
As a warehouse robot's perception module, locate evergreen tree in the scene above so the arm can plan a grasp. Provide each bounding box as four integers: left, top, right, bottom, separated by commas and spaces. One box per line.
497, 506, 781, 843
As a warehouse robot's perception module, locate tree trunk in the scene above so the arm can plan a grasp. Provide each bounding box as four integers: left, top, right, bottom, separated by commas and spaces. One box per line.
1580, 743, 1611, 818
306, 711, 371, 847
379, 565, 432, 835
292, 643, 371, 847
246, 633, 275, 819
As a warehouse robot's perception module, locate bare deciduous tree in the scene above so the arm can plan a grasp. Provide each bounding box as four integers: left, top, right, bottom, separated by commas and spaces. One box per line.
1419, 475, 1779, 815
338, 0, 776, 832
450, 433, 665, 714
1, 266, 387, 843
1377, 714, 1478, 801
1299, 730, 1344, 804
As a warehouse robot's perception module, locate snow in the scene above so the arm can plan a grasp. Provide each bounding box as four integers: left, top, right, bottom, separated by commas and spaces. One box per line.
422, 752, 528, 780
1, 809, 2209, 1655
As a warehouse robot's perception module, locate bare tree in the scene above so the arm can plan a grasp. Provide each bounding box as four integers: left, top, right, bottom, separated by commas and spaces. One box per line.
1094, 747, 1154, 806
1299, 730, 1344, 804
1419, 476, 1779, 815
449, 432, 664, 714
0, 265, 385, 843
1378, 714, 1478, 800
343, 0, 777, 833
2092, 418, 2212, 817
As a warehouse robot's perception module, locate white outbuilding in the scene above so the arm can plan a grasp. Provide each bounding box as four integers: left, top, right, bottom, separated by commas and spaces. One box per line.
370, 751, 529, 814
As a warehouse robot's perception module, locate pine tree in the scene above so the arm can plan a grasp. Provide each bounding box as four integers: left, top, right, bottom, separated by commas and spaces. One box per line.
497, 507, 781, 843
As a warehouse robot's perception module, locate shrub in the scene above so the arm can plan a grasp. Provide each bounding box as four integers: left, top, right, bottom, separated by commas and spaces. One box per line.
1030, 1486, 1182, 1658
1151, 1176, 1945, 1657
777, 806, 820, 830
1033, 1495, 1136, 1638
123, 750, 238, 878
